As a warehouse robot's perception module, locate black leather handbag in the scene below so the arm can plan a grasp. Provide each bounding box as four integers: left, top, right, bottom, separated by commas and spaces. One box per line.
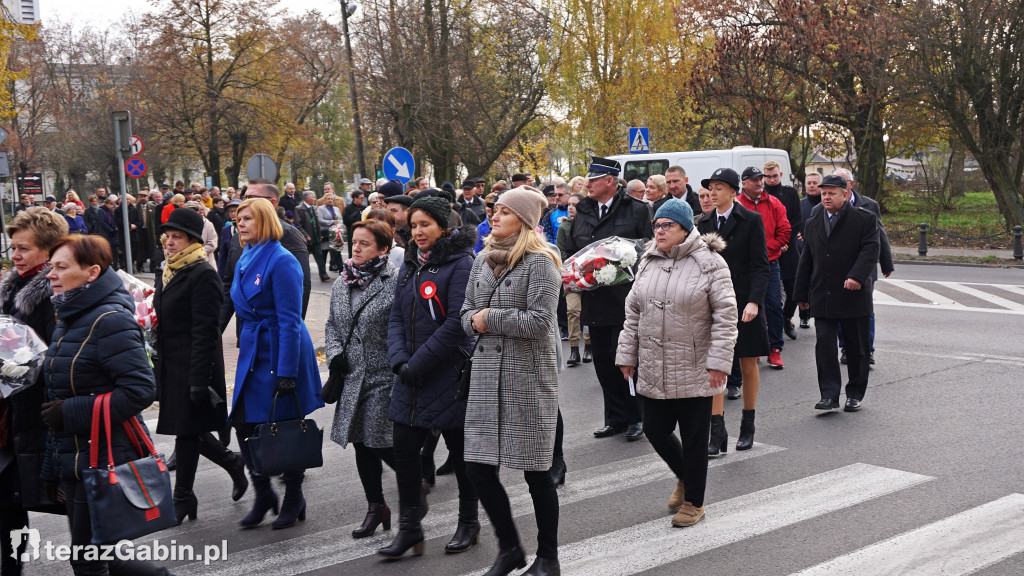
246, 392, 324, 476
82, 393, 175, 545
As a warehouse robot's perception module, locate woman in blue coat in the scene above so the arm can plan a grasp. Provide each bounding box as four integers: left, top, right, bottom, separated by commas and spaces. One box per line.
379, 197, 480, 560
230, 196, 323, 530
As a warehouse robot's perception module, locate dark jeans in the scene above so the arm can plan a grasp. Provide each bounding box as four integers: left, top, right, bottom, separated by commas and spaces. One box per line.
59, 481, 170, 575
466, 463, 559, 559
782, 277, 797, 321
392, 423, 476, 507
0, 505, 29, 575
173, 433, 239, 497
353, 443, 395, 504
590, 325, 642, 427
815, 316, 871, 401
641, 395, 713, 507
765, 261, 784, 350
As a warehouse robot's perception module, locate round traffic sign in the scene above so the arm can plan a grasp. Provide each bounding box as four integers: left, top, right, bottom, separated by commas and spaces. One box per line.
130, 135, 144, 156
382, 147, 415, 184
125, 157, 147, 178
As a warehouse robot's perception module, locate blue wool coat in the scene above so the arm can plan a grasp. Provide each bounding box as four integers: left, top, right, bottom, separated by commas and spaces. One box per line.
386, 225, 476, 430
230, 240, 323, 423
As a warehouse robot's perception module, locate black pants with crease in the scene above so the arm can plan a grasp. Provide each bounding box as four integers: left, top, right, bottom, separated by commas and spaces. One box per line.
641, 395, 713, 507
589, 325, 642, 427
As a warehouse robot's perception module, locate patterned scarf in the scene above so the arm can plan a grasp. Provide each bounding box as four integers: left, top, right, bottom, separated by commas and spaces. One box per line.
19, 262, 48, 279
484, 231, 520, 278
343, 255, 388, 290
161, 242, 207, 288
417, 250, 431, 267
50, 282, 90, 308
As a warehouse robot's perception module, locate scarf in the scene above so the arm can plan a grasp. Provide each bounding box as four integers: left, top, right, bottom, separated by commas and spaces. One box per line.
50, 282, 89, 308
19, 262, 48, 279
237, 239, 276, 280
484, 231, 520, 278
161, 242, 207, 288
343, 255, 388, 290
417, 250, 431, 267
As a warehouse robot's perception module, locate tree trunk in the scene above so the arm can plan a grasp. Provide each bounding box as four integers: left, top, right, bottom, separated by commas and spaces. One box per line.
850, 107, 887, 207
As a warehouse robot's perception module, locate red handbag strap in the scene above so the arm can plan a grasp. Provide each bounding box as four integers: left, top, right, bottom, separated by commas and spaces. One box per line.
102, 393, 114, 469
88, 393, 109, 469
88, 392, 167, 476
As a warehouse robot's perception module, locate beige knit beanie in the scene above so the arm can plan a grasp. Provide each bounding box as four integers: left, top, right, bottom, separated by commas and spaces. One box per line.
495, 186, 547, 230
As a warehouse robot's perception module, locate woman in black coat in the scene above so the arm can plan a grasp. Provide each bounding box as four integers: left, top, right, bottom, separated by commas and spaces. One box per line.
696, 168, 770, 454
154, 208, 247, 525
42, 235, 169, 576
0, 209, 68, 576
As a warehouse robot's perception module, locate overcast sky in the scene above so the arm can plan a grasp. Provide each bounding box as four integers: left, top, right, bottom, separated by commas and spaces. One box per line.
41, 0, 341, 27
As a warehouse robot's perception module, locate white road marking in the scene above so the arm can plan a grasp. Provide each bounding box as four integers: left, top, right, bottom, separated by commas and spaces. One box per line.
932, 281, 1024, 311
791, 494, 1024, 576
882, 279, 965, 307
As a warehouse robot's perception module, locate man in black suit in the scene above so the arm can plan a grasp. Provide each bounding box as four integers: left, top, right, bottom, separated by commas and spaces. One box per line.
565, 156, 653, 441
797, 173, 823, 329
763, 161, 804, 340
795, 175, 880, 413
295, 190, 330, 282
832, 168, 895, 365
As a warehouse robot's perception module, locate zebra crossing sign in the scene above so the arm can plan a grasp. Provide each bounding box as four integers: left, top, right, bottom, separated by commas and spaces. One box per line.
628, 127, 650, 154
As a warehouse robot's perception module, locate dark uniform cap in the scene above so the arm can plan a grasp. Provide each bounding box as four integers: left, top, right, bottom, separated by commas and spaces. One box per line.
510, 173, 531, 183
587, 157, 621, 179
541, 184, 556, 196
384, 195, 413, 207
741, 166, 765, 181
701, 168, 741, 192
378, 180, 405, 198
819, 174, 848, 189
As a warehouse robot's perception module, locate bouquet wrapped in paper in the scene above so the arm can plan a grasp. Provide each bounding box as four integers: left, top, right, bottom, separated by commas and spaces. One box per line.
329, 222, 346, 252
561, 236, 646, 292
0, 315, 48, 398
116, 270, 158, 358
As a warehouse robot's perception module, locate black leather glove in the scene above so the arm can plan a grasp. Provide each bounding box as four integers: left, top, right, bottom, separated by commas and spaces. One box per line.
191, 386, 224, 408
275, 377, 297, 394
40, 400, 64, 432
398, 363, 420, 387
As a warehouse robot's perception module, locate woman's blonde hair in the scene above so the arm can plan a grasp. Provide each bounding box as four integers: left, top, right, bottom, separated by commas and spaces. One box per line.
6, 207, 69, 251
238, 198, 283, 246
171, 194, 186, 206
647, 174, 667, 192
65, 190, 81, 203
484, 218, 561, 271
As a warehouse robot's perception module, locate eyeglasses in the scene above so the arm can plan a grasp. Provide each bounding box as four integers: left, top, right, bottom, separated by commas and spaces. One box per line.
651, 222, 678, 232
486, 202, 495, 208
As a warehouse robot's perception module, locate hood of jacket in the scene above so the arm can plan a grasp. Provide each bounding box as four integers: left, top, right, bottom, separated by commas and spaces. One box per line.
0, 266, 53, 318
54, 267, 133, 323
404, 224, 478, 268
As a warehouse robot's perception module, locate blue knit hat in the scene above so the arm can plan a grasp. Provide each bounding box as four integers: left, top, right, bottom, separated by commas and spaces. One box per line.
654, 198, 694, 232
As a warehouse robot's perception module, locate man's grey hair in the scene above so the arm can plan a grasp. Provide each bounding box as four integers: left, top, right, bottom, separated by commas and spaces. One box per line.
833, 168, 853, 182
626, 179, 646, 193
302, 190, 316, 200
554, 182, 570, 194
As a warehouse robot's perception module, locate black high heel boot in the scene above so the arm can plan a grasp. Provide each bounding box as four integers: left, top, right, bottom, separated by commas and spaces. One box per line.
524, 556, 561, 576
173, 492, 198, 525
567, 347, 581, 366
444, 499, 480, 554
736, 409, 755, 451
272, 473, 307, 529
707, 414, 728, 457
199, 432, 248, 501
352, 502, 391, 538
482, 546, 527, 576
239, 474, 279, 529
581, 344, 593, 363
377, 505, 425, 559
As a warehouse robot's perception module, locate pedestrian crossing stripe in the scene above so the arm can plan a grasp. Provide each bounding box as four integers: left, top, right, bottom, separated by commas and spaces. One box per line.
875, 279, 1024, 315
791, 493, 1024, 575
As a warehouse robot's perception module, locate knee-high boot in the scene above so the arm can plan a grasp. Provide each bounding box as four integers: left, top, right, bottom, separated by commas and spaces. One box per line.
238, 441, 279, 528
272, 472, 307, 529
198, 432, 248, 501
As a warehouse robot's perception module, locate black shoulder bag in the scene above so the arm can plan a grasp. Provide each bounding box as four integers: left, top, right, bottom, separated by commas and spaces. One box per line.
321, 297, 372, 404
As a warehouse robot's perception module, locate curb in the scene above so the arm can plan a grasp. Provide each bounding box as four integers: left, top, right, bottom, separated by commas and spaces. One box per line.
891, 258, 1024, 269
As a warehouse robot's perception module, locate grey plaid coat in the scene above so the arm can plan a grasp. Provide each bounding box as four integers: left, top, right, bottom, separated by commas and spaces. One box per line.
326, 262, 398, 448
460, 251, 561, 471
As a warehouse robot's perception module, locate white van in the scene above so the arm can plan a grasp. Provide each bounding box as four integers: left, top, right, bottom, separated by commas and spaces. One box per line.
607, 146, 794, 189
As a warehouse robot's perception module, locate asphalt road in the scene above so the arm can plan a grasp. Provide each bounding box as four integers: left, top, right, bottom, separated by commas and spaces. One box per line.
22, 262, 1024, 576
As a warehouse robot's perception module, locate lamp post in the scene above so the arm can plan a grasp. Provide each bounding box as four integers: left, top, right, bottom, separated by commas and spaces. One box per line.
340, 0, 368, 181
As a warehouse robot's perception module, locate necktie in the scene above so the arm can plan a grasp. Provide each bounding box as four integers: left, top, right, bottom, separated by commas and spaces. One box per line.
718, 216, 726, 231
601, 205, 608, 219
826, 212, 835, 235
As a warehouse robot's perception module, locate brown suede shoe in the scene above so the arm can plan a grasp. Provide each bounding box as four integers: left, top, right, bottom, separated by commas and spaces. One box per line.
668, 481, 686, 512
671, 502, 705, 527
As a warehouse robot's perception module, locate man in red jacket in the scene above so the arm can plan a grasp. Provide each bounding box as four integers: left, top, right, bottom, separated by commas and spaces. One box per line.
737, 167, 791, 368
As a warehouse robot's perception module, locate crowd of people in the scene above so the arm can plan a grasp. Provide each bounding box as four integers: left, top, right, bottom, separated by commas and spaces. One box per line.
0, 156, 892, 575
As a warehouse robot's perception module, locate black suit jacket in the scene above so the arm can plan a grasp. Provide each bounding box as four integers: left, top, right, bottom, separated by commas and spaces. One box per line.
294, 202, 320, 245
794, 202, 880, 319
696, 202, 769, 307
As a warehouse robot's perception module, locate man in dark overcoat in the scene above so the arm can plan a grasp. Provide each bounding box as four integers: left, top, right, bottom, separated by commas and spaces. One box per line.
795, 174, 880, 413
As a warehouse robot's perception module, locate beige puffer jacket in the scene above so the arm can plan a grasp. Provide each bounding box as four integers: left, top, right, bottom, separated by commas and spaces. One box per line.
615, 232, 738, 399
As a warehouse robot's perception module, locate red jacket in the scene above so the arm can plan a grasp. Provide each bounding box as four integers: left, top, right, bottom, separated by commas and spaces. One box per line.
738, 191, 791, 261
161, 203, 176, 225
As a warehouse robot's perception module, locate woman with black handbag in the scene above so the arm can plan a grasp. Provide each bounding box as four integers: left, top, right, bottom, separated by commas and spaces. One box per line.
461, 187, 563, 576
41, 234, 170, 575
379, 197, 480, 559
324, 219, 399, 539
153, 208, 248, 526
230, 195, 324, 530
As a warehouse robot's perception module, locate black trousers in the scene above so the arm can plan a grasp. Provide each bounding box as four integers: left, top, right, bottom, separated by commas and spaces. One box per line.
782, 277, 797, 321
641, 395, 713, 507
466, 463, 559, 559
0, 504, 29, 575
392, 423, 476, 507
309, 243, 328, 279
589, 325, 642, 427
814, 316, 871, 401
353, 443, 395, 504
173, 433, 238, 497
59, 481, 170, 576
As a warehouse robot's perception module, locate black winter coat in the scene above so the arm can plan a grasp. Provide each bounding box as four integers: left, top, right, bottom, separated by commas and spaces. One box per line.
96, 206, 120, 246
765, 184, 803, 280
386, 225, 476, 430
0, 268, 64, 511
563, 189, 654, 326
43, 268, 156, 482
849, 191, 894, 281
154, 260, 227, 435
794, 202, 880, 319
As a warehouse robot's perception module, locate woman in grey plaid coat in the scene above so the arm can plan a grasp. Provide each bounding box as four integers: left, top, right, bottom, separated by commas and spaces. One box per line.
462, 187, 562, 576
325, 220, 399, 539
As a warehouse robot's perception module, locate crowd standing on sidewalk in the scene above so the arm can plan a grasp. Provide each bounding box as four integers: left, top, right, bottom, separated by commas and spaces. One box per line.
0, 159, 894, 575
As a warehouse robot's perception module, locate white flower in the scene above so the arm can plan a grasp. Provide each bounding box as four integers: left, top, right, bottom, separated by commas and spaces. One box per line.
1, 363, 30, 378
618, 246, 637, 267
594, 266, 619, 285
11, 348, 34, 365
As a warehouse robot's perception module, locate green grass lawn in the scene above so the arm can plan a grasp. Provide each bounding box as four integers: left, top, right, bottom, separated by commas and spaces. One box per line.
882, 190, 1012, 249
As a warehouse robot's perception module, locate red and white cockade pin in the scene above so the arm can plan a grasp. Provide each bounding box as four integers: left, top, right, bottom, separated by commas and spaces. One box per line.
255, 274, 262, 286
420, 281, 445, 320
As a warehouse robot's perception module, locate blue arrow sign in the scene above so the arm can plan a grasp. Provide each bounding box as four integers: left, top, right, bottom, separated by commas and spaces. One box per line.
125, 157, 147, 178
628, 127, 650, 154
382, 147, 415, 184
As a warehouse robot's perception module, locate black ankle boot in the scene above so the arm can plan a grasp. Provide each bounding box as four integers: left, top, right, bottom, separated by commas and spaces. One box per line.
199, 433, 248, 501
239, 474, 279, 528
444, 499, 480, 554
352, 502, 391, 538
173, 492, 198, 525
483, 546, 527, 576
377, 505, 425, 559
549, 455, 566, 486
272, 474, 306, 529
567, 347, 581, 366
582, 344, 593, 363
524, 556, 561, 576
708, 414, 728, 457
736, 409, 755, 451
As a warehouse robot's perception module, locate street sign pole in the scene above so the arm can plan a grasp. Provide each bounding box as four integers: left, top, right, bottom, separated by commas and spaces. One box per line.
112, 111, 134, 275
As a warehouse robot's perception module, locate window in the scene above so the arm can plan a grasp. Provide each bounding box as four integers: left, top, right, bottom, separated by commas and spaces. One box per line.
623, 160, 669, 183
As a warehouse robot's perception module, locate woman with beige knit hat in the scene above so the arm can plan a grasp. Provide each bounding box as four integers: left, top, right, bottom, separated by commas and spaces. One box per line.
461, 187, 563, 576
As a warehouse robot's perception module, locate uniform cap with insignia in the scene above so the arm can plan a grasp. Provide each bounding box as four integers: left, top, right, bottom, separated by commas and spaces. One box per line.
586, 156, 621, 179
701, 167, 740, 192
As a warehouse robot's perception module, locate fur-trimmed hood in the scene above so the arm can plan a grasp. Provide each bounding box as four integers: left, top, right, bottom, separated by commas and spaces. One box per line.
0, 265, 54, 319
643, 232, 727, 261
403, 224, 478, 268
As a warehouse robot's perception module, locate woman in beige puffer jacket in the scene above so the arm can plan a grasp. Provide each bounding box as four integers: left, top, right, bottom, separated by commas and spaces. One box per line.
616, 198, 737, 528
